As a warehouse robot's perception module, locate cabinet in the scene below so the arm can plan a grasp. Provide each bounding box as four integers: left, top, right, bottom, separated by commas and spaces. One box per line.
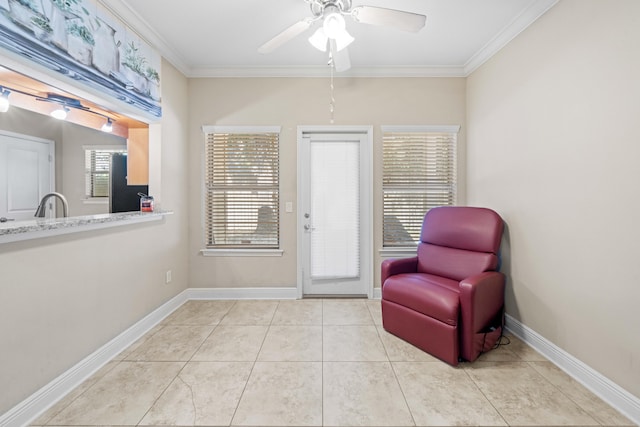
127, 127, 149, 185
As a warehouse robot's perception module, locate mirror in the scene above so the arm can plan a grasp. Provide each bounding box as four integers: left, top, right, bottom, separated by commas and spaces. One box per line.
0, 67, 149, 220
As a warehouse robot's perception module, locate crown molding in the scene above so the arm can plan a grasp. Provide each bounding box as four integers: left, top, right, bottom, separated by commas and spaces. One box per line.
464, 0, 560, 75
103, 0, 558, 79
188, 65, 466, 78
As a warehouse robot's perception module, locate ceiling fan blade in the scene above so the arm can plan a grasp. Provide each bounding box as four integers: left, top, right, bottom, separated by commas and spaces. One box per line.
258, 18, 314, 54
330, 40, 351, 73
351, 6, 426, 32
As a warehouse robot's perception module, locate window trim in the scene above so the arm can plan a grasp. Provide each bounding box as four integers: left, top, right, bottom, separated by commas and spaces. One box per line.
381, 125, 461, 134
201, 125, 282, 252
380, 125, 460, 249
200, 248, 284, 257
82, 145, 127, 200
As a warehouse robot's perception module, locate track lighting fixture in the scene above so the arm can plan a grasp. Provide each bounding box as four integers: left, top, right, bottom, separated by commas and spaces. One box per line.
101, 117, 114, 133
0, 88, 10, 113
50, 106, 70, 120
0, 84, 118, 132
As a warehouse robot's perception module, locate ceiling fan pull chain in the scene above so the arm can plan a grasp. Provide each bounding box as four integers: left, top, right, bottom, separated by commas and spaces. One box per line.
329, 55, 335, 124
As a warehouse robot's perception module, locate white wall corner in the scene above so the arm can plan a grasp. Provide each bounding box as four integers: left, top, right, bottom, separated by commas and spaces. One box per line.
463, 0, 560, 76
505, 314, 640, 425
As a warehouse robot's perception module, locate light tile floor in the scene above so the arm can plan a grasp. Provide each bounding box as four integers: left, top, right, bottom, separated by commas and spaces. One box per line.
31, 299, 635, 427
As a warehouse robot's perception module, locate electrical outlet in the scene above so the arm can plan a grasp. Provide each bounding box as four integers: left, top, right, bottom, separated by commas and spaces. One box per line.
165, 270, 172, 284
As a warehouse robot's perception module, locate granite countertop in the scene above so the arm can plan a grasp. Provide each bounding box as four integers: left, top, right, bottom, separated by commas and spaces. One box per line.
0, 210, 173, 244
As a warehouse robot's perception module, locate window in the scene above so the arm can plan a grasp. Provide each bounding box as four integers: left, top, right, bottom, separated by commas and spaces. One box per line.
382, 126, 459, 247
84, 146, 126, 198
203, 126, 280, 249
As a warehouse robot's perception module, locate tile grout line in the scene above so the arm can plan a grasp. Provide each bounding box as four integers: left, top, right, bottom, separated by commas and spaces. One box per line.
228, 299, 279, 427
383, 336, 418, 426
37, 359, 121, 426
525, 360, 602, 426
460, 364, 509, 426
133, 299, 232, 426
374, 297, 418, 426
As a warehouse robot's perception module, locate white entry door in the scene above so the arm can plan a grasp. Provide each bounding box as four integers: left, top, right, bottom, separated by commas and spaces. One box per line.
298, 127, 372, 297
0, 130, 55, 221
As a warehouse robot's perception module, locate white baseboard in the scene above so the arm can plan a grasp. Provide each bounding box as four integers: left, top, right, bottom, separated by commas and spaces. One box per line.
505, 314, 640, 425
0, 290, 189, 427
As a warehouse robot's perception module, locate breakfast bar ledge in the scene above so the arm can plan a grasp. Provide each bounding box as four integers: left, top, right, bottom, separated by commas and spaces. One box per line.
0, 211, 173, 244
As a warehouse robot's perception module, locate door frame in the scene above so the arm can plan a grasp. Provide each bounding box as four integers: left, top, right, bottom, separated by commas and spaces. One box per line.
296, 125, 373, 299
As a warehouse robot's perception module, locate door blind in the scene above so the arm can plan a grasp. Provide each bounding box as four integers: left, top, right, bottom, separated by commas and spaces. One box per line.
309, 140, 360, 279
382, 130, 457, 247
205, 131, 279, 248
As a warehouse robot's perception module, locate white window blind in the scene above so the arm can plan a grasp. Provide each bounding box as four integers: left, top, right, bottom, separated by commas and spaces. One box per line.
382, 126, 458, 247
204, 129, 280, 249
84, 147, 126, 198
310, 140, 360, 279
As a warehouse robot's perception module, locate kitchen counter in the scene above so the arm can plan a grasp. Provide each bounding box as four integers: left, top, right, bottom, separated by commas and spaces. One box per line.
0, 210, 173, 244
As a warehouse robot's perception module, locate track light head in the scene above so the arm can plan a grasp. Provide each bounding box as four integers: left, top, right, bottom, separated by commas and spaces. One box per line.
0, 88, 10, 113
101, 118, 113, 133
50, 106, 70, 120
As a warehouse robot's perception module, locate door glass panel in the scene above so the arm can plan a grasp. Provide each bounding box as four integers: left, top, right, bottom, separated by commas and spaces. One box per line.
309, 140, 360, 279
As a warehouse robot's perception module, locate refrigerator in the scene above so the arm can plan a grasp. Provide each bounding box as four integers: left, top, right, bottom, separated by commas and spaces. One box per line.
109, 153, 148, 213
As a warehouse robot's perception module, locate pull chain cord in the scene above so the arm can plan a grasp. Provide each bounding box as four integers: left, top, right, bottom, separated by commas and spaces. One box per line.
328, 54, 335, 124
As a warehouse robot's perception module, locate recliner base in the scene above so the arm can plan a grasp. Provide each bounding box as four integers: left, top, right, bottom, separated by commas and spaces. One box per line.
381, 299, 459, 366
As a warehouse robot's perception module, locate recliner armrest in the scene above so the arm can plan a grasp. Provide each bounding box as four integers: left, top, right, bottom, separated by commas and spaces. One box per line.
381, 256, 418, 288
459, 271, 506, 361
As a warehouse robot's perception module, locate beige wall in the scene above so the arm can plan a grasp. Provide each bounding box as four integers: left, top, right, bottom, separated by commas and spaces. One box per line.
187, 77, 467, 289
0, 59, 190, 414
467, 0, 640, 398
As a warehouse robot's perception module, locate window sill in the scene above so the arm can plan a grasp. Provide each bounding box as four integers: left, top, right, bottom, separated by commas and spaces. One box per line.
201, 249, 284, 257
82, 198, 109, 205
379, 247, 417, 258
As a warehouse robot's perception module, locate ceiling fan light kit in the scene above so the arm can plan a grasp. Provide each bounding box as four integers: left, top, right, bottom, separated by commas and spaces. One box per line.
258, 0, 427, 72
322, 5, 347, 38
308, 27, 354, 52
257, 0, 426, 123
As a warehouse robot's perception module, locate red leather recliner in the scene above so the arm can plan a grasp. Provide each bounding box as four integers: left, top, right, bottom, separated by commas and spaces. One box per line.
381, 206, 505, 365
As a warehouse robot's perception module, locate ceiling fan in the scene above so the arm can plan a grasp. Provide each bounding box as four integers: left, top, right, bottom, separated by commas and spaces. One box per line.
258, 0, 427, 72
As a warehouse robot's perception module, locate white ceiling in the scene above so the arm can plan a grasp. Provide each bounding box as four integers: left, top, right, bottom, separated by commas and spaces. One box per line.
103, 0, 558, 78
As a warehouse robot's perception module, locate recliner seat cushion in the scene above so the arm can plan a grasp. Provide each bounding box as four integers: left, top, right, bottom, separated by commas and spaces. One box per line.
382, 273, 460, 326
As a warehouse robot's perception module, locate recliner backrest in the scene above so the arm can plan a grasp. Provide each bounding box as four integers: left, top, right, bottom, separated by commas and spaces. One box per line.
416, 206, 503, 282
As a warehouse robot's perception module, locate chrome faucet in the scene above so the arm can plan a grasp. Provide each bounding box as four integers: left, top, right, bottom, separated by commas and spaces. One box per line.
34, 192, 69, 218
